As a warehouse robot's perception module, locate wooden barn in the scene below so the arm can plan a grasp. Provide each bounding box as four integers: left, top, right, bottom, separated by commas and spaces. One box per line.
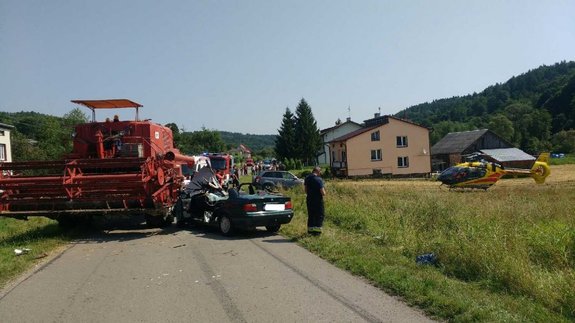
431, 129, 514, 171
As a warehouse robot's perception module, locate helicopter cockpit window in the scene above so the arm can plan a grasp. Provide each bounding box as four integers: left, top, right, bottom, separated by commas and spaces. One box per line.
467, 167, 486, 179
440, 167, 461, 178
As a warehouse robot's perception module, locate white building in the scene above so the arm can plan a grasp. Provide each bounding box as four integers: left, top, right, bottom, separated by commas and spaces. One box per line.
0, 123, 14, 162
318, 118, 362, 165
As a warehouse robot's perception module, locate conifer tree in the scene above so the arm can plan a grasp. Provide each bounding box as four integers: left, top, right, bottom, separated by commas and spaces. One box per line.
294, 98, 322, 165
275, 108, 297, 161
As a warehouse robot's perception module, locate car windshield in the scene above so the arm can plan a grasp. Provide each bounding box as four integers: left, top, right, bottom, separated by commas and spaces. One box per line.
210, 158, 227, 170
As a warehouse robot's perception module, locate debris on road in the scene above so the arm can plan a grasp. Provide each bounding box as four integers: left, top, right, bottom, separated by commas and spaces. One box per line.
14, 248, 31, 256
416, 253, 437, 265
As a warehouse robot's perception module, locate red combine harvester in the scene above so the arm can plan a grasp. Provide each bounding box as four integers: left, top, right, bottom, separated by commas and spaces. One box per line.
0, 99, 195, 227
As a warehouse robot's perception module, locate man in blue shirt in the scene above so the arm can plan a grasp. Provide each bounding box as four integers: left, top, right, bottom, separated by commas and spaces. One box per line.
304, 166, 326, 235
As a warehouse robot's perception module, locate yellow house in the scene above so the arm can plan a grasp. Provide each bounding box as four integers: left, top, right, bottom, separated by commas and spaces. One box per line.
329, 114, 431, 177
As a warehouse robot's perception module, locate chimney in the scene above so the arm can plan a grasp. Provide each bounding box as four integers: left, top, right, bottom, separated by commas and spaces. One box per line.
374, 112, 380, 118
346, 117, 351, 122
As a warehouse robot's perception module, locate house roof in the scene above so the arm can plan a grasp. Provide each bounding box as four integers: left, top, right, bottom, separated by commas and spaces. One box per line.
328, 115, 428, 143
320, 119, 361, 135
329, 125, 379, 143
0, 122, 15, 129
431, 129, 490, 155
238, 144, 252, 153
364, 114, 430, 130
480, 148, 535, 162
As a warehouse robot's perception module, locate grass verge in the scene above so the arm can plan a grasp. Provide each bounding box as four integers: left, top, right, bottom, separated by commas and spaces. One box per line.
280, 166, 575, 322
0, 217, 73, 288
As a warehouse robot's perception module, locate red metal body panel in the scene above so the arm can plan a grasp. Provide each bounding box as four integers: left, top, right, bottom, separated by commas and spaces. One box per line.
0, 100, 194, 223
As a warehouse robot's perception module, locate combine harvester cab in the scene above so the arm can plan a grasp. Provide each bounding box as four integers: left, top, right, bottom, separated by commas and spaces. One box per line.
0, 99, 195, 227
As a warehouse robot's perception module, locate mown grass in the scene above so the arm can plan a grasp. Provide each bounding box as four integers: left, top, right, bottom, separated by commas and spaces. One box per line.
281, 168, 575, 322
0, 217, 73, 288
549, 154, 575, 165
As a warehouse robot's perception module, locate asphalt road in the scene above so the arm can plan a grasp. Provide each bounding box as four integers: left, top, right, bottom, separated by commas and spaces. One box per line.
0, 224, 434, 323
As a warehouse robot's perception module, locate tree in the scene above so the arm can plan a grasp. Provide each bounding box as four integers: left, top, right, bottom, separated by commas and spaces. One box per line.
11, 131, 48, 161
62, 108, 89, 125
551, 130, 575, 153
165, 123, 181, 148
487, 114, 514, 143
275, 108, 297, 161
181, 128, 226, 154
294, 98, 322, 165
61, 108, 89, 154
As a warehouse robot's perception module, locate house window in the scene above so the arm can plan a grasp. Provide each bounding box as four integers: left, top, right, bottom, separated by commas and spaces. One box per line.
0, 144, 5, 161
371, 149, 382, 161
396, 136, 408, 147
398, 156, 409, 168
372, 169, 382, 175
342, 151, 347, 162
0, 131, 5, 136
371, 131, 380, 141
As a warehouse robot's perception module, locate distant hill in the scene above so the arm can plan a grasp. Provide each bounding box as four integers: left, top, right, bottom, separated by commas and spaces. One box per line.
218, 131, 276, 152
396, 61, 575, 153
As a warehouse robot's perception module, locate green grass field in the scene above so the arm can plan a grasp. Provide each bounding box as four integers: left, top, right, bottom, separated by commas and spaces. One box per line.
280, 164, 575, 322
549, 154, 575, 165
0, 217, 72, 287
1, 165, 574, 322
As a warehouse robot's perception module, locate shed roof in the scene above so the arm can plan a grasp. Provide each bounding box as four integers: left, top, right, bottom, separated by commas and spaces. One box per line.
431, 129, 489, 154
480, 148, 535, 162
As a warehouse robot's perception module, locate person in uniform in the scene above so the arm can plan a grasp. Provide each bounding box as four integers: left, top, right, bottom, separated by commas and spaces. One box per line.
304, 166, 326, 235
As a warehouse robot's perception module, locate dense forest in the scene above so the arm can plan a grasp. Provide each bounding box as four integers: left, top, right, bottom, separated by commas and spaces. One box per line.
218, 131, 276, 152
396, 61, 575, 154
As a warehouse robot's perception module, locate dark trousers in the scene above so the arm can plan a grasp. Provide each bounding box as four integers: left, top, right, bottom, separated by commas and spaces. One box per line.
306, 199, 325, 229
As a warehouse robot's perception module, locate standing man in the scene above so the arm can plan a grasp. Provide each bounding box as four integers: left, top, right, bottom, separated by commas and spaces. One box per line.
304, 166, 326, 235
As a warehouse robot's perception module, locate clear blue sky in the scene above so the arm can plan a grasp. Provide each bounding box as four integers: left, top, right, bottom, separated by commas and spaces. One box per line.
1, 0, 574, 134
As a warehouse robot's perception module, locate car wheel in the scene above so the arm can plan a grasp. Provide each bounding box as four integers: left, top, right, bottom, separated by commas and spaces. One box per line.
219, 215, 234, 236
174, 198, 187, 228
265, 224, 281, 233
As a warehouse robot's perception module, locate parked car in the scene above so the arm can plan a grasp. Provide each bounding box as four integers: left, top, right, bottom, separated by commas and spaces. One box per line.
173, 183, 294, 235
262, 159, 272, 170
252, 170, 304, 190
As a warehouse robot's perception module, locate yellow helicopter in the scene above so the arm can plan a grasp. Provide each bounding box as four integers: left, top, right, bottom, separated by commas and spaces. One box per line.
437, 152, 551, 190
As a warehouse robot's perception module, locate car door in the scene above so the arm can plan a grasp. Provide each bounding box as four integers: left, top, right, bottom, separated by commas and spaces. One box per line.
269, 172, 282, 186
279, 172, 293, 187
